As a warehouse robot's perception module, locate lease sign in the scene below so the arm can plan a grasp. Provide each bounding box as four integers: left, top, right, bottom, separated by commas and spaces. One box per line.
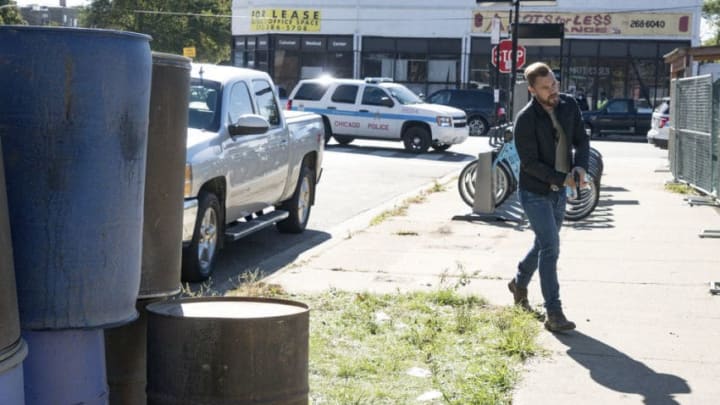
251, 8, 321, 32
472, 11, 692, 38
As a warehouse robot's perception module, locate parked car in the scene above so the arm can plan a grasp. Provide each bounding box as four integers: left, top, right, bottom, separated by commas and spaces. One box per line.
647, 97, 670, 149
287, 77, 468, 153
426, 89, 506, 136
182, 64, 325, 281
582, 98, 652, 137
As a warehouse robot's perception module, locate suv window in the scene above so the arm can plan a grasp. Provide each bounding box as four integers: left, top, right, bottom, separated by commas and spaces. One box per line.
331, 85, 359, 104
428, 91, 450, 105
362, 86, 392, 106
606, 100, 629, 113
293, 82, 329, 101
253, 79, 280, 127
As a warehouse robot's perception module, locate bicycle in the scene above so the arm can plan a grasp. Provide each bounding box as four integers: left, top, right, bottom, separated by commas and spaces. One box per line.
458, 124, 603, 221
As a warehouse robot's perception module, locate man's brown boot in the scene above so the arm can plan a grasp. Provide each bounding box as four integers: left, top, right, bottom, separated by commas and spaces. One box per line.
508, 279, 533, 312
544, 310, 576, 333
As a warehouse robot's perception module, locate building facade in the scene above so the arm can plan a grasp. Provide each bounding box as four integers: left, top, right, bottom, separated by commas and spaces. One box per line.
231, 0, 701, 107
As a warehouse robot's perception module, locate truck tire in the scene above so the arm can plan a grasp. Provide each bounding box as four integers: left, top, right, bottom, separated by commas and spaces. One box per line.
322, 117, 333, 145
402, 126, 431, 153
182, 191, 221, 282
468, 116, 488, 136
277, 164, 314, 233
334, 135, 354, 145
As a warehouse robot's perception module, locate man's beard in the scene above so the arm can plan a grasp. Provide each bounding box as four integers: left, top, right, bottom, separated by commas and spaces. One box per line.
537, 93, 559, 108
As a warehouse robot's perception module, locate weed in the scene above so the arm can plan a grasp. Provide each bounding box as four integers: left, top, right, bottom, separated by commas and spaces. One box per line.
395, 230, 419, 236
665, 182, 699, 195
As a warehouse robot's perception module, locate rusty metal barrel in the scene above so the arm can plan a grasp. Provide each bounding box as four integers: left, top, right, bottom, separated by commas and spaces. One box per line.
0, 26, 151, 330
105, 298, 161, 405
0, 140, 26, 403
139, 52, 191, 299
146, 297, 310, 405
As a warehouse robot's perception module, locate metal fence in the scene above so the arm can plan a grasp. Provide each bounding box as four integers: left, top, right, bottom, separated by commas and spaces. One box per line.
670, 74, 718, 198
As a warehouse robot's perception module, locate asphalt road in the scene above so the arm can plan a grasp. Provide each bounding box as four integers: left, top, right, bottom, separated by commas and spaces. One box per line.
199, 136, 485, 292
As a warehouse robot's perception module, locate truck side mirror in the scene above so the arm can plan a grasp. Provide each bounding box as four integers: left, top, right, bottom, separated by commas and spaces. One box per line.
228, 114, 270, 136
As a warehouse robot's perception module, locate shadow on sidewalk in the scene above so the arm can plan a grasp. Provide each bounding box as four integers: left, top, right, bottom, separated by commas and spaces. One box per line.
554, 331, 690, 404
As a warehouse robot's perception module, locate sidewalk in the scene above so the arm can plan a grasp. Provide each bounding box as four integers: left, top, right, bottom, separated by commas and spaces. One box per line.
266, 142, 720, 404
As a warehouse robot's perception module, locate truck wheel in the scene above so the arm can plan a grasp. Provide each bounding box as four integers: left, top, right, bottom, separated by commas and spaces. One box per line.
468, 116, 488, 136
182, 192, 221, 282
322, 117, 333, 145
277, 164, 314, 233
334, 135, 354, 145
402, 126, 431, 153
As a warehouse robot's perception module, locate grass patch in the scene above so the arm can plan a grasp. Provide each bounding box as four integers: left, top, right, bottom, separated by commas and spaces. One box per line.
664, 182, 699, 195
369, 180, 449, 226
395, 230, 419, 236
230, 279, 542, 405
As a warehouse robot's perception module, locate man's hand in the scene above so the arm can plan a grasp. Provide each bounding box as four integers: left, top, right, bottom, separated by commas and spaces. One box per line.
563, 167, 587, 188
573, 167, 588, 188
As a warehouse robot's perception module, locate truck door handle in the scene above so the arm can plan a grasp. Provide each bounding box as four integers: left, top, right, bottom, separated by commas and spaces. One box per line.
327, 106, 336, 110
359, 109, 369, 113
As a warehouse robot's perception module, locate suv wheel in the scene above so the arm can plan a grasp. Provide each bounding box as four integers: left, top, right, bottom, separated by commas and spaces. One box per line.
402, 126, 431, 153
468, 116, 488, 136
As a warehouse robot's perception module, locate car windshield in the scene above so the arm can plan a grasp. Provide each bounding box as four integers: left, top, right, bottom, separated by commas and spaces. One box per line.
188, 79, 222, 131
384, 84, 423, 105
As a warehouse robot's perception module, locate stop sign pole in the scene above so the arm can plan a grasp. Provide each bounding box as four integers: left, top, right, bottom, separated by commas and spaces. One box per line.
510, 0, 520, 120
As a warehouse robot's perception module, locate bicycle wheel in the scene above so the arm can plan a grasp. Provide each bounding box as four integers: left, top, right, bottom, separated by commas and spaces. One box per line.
494, 161, 514, 207
565, 174, 600, 221
458, 159, 478, 208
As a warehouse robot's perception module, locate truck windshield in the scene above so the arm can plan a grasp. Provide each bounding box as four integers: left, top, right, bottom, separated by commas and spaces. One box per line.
188, 79, 222, 131
385, 85, 423, 105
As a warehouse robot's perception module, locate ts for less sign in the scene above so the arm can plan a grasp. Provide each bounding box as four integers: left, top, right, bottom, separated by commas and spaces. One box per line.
473, 11, 692, 38
251, 9, 321, 32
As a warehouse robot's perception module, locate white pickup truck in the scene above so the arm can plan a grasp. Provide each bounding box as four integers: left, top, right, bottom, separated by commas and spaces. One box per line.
287, 78, 468, 153
182, 64, 324, 281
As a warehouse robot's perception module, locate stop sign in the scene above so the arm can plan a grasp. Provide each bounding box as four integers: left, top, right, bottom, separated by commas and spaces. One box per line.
491, 39, 526, 74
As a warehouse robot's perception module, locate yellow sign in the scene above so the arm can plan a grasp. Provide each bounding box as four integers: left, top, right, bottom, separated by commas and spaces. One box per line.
472, 11, 692, 38
250, 8, 321, 32
183, 47, 196, 58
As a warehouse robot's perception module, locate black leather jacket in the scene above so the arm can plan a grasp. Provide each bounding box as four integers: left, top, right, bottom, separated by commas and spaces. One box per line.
514, 94, 590, 195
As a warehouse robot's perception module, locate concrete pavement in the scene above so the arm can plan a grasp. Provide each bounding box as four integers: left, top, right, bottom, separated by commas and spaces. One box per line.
265, 141, 720, 404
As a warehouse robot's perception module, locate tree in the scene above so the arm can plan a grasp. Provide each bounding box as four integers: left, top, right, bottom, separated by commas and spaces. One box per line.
0, 0, 26, 25
81, 0, 230, 63
703, 0, 720, 45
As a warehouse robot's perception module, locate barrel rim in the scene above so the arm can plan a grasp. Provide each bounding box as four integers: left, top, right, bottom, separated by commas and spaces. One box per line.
138, 286, 182, 300
146, 296, 310, 321
152, 52, 192, 70
0, 25, 151, 41
0, 339, 27, 374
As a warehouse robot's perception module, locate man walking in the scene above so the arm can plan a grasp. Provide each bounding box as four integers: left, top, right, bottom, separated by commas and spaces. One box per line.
508, 62, 590, 332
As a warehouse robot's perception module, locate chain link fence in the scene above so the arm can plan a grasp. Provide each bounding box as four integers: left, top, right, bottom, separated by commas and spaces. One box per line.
670, 74, 718, 198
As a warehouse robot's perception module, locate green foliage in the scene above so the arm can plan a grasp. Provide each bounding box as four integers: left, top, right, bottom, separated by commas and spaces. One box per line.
703, 0, 720, 45
0, 0, 26, 25
80, 0, 230, 63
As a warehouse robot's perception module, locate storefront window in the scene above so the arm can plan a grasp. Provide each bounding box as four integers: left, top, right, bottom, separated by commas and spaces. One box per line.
274, 49, 300, 94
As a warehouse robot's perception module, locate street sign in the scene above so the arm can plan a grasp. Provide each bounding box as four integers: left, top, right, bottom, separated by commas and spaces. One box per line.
491, 39, 526, 74
183, 47, 196, 58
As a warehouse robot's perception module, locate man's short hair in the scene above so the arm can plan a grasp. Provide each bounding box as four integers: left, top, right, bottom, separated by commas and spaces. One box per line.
524, 62, 553, 87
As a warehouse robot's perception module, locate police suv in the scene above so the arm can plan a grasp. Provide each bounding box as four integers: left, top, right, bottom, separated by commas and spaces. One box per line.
286, 77, 468, 153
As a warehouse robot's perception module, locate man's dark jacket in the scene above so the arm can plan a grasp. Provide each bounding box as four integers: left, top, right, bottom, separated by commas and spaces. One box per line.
514, 93, 590, 195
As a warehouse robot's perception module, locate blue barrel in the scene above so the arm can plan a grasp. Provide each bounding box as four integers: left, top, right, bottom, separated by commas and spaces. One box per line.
0, 27, 152, 330
23, 329, 107, 405
0, 139, 26, 403
0, 340, 27, 404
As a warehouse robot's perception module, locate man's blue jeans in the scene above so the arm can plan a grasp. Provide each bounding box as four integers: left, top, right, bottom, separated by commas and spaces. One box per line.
515, 188, 566, 313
